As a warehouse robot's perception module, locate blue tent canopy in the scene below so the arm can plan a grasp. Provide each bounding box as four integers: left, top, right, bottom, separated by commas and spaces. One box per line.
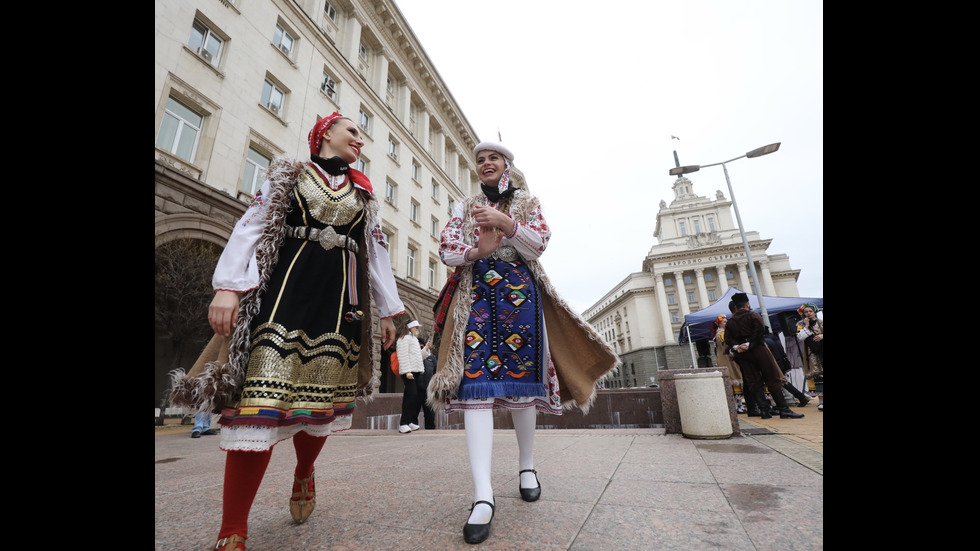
678, 287, 823, 343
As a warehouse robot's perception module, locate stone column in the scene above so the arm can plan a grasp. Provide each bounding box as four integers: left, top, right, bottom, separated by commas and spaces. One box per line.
374, 54, 390, 101
655, 273, 676, 344
674, 271, 691, 316
342, 14, 362, 63
760, 260, 776, 296
737, 263, 752, 293
694, 267, 710, 307
717, 265, 730, 294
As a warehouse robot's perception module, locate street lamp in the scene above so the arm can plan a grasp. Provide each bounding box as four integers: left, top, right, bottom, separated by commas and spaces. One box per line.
669, 142, 781, 330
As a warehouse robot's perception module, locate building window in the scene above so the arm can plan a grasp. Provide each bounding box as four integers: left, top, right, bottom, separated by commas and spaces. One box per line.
358, 108, 371, 134
324, 1, 337, 21
358, 42, 368, 60
428, 259, 437, 288
727, 270, 735, 280
708, 217, 716, 231
320, 70, 337, 100
385, 180, 395, 204
709, 289, 717, 301
687, 292, 696, 303
447, 197, 455, 216
693, 219, 701, 233
273, 23, 295, 57
386, 77, 396, 107
671, 312, 679, 323
430, 216, 439, 238
406, 246, 417, 279
665, 277, 673, 286
354, 155, 368, 175
156, 97, 202, 163
188, 18, 223, 65
411, 160, 421, 182
431, 180, 439, 201
679, 221, 687, 236
261, 78, 285, 115
705, 272, 714, 282
387, 136, 399, 162
240, 147, 271, 198
683, 275, 692, 284
410, 200, 420, 223
667, 294, 676, 305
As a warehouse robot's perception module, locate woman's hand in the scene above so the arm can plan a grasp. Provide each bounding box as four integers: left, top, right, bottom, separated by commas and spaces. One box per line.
406, 373, 414, 380
208, 290, 240, 337
472, 205, 515, 234
381, 317, 396, 349
813, 334, 822, 342
470, 224, 503, 260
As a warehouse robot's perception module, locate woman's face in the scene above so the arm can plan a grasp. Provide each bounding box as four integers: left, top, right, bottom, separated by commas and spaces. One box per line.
320, 119, 364, 164
802, 307, 816, 319
719, 317, 727, 327
476, 150, 507, 186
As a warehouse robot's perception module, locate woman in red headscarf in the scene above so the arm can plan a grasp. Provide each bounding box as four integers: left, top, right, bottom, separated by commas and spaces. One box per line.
168, 113, 406, 551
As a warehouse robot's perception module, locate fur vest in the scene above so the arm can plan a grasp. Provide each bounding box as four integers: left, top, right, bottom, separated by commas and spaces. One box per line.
168, 156, 385, 416
426, 189, 620, 415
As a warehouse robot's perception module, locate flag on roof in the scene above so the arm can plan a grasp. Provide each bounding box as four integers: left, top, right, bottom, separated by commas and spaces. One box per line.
671, 135, 680, 140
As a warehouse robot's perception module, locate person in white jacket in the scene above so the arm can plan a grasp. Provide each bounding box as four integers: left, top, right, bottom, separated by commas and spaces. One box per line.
396, 319, 429, 433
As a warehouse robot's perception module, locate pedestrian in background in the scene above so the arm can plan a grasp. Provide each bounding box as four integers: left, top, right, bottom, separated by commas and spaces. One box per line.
711, 314, 745, 413
395, 319, 427, 433
725, 292, 803, 420
795, 302, 823, 411
421, 335, 437, 429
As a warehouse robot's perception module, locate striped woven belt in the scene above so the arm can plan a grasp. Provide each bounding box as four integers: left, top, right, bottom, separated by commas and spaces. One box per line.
284, 225, 358, 253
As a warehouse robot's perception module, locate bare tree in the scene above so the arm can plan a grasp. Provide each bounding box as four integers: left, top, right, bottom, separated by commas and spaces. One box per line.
155, 238, 221, 377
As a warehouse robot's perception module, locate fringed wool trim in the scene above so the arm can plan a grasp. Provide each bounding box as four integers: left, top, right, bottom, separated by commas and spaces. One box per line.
167, 157, 304, 415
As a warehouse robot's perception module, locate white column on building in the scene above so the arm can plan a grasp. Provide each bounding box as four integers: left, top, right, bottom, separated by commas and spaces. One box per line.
418, 107, 429, 150
342, 13, 362, 62
654, 273, 676, 344
694, 267, 710, 307
760, 260, 776, 296
374, 54, 390, 100
737, 263, 752, 293
398, 79, 411, 127
717, 265, 730, 294
674, 271, 691, 316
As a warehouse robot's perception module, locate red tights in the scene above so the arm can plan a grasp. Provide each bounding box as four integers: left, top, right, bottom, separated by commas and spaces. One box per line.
217, 431, 327, 541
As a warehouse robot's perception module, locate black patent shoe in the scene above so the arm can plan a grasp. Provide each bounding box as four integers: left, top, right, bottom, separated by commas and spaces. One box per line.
463, 500, 495, 544
519, 469, 541, 502
797, 395, 810, 407
747, 409, 762, 417
779, 408, 804, 419
760, 409, 773, 419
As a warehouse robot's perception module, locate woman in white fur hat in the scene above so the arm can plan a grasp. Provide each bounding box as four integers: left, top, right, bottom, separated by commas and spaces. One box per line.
428, 141, 619, 544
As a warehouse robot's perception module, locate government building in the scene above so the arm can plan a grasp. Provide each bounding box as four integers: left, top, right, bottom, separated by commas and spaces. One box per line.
582, 172, 802, 389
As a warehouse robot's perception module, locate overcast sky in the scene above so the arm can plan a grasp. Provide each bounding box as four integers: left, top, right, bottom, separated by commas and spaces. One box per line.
394, 0, 823, 314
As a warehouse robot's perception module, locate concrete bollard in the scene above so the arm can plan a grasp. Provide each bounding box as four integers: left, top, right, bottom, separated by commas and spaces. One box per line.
674, 371, 733, 439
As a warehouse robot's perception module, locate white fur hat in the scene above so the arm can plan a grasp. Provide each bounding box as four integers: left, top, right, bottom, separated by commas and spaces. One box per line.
473, 141, 514, 162
407, 320, 421, 329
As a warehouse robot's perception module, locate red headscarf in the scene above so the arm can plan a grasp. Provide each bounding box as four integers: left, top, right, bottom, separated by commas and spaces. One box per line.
307, 112, 345, 156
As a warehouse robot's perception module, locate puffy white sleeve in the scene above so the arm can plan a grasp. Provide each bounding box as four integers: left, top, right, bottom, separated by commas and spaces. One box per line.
502, 200, 550, 261
365, 218, 406, 319
211, 179, 273, 293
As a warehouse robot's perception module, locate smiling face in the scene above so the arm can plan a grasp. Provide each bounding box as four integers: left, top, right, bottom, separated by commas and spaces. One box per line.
475, 150, 507, 187
319, 118, 364, 164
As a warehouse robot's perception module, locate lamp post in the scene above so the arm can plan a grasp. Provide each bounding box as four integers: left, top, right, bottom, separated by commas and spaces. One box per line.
669, 142, 780, 330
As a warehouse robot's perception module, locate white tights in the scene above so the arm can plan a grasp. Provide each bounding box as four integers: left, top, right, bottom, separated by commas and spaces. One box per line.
464, 406, 538, 524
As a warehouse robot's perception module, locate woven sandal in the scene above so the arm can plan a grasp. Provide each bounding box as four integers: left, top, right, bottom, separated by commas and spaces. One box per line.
290, 470, 316, 523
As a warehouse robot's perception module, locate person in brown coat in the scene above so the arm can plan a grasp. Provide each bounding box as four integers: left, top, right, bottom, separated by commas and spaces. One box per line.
724, 292, 803, 419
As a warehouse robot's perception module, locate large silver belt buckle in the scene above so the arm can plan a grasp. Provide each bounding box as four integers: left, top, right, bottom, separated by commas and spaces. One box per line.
496, 245, 518, 261
317, 226, 342, 251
